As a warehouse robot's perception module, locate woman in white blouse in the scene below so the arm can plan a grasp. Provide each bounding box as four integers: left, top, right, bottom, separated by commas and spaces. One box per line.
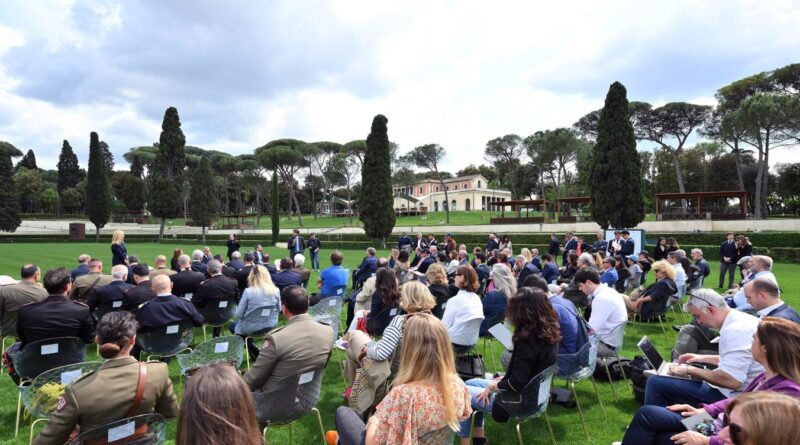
442, 265, 485, 348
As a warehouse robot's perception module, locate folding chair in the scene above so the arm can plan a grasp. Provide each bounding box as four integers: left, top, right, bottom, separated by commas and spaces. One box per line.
66, 413, 167, 445
136, 320, 194, 362
597, 321, 629, 401
238, 302, 281, 369
176, 335, 245, 377
201, 297, 238, 340
556, 339, 605, 440
480, 311, 507, 373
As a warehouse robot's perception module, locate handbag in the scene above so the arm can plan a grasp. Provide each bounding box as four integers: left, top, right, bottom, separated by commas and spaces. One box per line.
455, 352, 487, 381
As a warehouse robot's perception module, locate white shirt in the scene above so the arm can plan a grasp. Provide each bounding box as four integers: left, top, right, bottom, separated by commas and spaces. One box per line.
714, 309, 763, 397
441, 290, 484, 346
672, 263, 686, 288
733, 271, 778, 309
588, 284, 628, 343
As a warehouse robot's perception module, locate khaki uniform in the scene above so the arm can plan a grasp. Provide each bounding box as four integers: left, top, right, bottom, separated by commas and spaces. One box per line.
70, 272, 113, 301
0, 281, 48, 338
149, 267, 176, 280
244, 313, 333, 391
33, 356, 179, 445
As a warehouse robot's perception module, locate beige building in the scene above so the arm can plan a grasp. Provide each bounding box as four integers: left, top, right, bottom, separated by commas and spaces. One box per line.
393, 174, 512, 212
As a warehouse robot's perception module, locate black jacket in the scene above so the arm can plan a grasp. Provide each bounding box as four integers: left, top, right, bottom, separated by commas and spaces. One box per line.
86, 280, 134, 314
170, 269, 206, 298
194, 275, 239, 309
494, 338, 558, 422
122, 280, 156, 311
190, 261, 208, 276
719, 240, 739, 264
271, 270, 302, 291
135, 295, 205, 332
236, 265, 255, 293
17, 295, 95, 348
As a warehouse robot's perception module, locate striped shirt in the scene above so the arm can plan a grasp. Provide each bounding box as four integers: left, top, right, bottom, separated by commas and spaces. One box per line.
366, 314, 406, 361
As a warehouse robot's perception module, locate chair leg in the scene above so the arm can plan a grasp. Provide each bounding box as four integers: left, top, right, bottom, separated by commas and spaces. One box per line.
615, 352, 632, 389
659, 317, 670, 342
15, 390, 22, 437
203, 325, 208, 341
488, 339, 497, 373
602, 358, 618, 401
569, 381, 589, 440
262, 425, 269, 444
30, 417, 48, 445
468, 411, 478, 441
544, 410, 557, 445
590, 376, 607, 419
312, 407, 326, 445
515, 422, 525, 445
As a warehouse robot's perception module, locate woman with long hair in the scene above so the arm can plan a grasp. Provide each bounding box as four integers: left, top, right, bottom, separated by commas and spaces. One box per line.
665, 237, 679, 253
231, 265, 281, 359
427, 263, 457, 319
442, 265, 484, 348
520, 247, 532, 264
393, 249, 413, 284
653, 237, 668, 261
736, 235, 753, 280
33, 312, 179, 444
459, 287, 561, 444
334, 313, 471, 445
622, 317, 800, 445
718, 391, 800, 445
366, 268, 402, 336
479, 264, 516, 336
110, 230, 128, 266
176, 363, 261, 445
446, 249, 460, 275
498, 234, 512, 255
171, 248, 183, 272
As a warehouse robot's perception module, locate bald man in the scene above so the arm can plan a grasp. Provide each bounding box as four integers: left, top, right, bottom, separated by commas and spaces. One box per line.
149, 255, 176, 279
134, 275, 204, 333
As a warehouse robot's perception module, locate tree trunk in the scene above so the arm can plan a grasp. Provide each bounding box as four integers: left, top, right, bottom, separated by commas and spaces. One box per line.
760, 132, 770, 218
732, 140, 745, 190
255, 188, 261, 225
95, 226, 100, 242
381, 235, 386, 250
201, 225, 206, 244
438, 176, 450, 223
670, 149, 688, 212
310, 166, 318, 220
292, 189, 304, 227
347, 182, 353, 225
159, 217, 165, 242
753, 134, 765, 219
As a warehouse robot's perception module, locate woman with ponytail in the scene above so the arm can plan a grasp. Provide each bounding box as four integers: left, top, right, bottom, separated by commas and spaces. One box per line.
32, 312, 179, 445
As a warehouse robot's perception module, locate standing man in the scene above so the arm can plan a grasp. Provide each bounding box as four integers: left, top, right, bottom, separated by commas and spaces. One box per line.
413, 232, 427, 251
288, 229, 305, 259
563, 232, 578, 266
620, 230, 635, 257
592, 232, 608, 254
397, 231, 412, 252
719, 231, 738, 289
0, 264, 48, 339
547, 233, 560, 257
607, 230, 622, 258
226, 234, 241, 261
486, 232, 499, 253
307, 233, 322, 272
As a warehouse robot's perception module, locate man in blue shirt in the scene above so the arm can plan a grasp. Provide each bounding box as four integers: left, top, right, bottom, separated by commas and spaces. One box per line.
318, 250, 349, 297
600, 257, 618, 286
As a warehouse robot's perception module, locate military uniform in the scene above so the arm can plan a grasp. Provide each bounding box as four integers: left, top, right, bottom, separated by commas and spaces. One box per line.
86, 280, 134, 315
0, 280, 48, 338
70, 272, 113, 302
17, 295, 95, 348
170, 269, 205, 300
244, 313, 332, 391
32, 356, 179, 445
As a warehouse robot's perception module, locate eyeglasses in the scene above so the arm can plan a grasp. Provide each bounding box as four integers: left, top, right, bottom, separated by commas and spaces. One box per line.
722, 413, 746, 445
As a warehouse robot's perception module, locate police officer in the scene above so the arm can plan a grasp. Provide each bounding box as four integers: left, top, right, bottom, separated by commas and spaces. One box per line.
32, 311, 179, 445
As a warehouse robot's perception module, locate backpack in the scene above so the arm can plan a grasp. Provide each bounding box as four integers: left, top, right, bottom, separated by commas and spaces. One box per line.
593, 357, 632, 381
629, 355, 654, 404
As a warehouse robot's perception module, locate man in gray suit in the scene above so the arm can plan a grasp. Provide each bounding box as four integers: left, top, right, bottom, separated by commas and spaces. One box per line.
244, 285, 332, 391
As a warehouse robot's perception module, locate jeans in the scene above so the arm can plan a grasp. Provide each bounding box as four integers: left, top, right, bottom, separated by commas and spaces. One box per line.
335, 406, 366, 445
621, 405, 688, 445
644, 375, 725, 407
310, 250, 320, 270
459, 378, 496, 438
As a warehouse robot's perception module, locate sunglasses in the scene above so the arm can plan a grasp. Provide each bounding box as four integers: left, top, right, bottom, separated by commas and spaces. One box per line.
722, 413, 746, 445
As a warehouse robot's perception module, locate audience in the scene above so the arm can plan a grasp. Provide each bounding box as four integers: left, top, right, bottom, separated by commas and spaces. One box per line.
334, 312, 471, 445
226, 251, 245, 271
70, 254, 91, 281
176, 363, 261, 445
442, 265, 484, 348
624, 260, 678, 320
718, 391, 800, 445
364, 268, 402, 337
193, 259, 239, 337
170, 249, 183, 272
235, 252, 257, 293
150, 255, 176, 279
644, 289, 763, 407
353, 257, 389, 314
318, 250, 349, 297
291, 253, 311, 286
135, 275, 204, 334
0, 263, 48, 338
622, 317, 800, 445
744, 277, 800, 322
33, 311, 179, 445
87, 264, 133, 315
460, 287, 560, 444
426, 263, 456, 319
230, 265, 280, 359
170, 254, 206, 300
190, 250, 208, 276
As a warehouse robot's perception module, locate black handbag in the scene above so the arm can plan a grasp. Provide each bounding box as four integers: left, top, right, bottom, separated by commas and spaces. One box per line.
455, 352, 487, 381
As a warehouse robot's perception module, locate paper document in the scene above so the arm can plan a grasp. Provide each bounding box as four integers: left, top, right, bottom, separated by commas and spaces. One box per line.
488, 323, 514, 350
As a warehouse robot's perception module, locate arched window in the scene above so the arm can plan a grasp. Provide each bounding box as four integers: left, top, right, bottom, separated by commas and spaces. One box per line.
478, 180, 481, 188
442, 201, 448, 211
465, 199, 471, 211
451, 200, 457, 211
434, 201, 439, 212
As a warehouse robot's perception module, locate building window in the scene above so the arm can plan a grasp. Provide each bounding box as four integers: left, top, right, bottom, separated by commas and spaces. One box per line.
419, 187, 423, 194
434, 201, 439, 212
435, 186, 439, 192
465, 199, 471, 211
451, 200, 457, 211
478, 181, 481, 188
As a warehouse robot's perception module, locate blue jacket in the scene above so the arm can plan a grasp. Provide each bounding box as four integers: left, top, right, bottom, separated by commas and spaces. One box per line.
480, 290, 508, 336
355, 256, 378, 283
764, 304, 800, 323
600, 268, 618, 286
541, 262, 560, 284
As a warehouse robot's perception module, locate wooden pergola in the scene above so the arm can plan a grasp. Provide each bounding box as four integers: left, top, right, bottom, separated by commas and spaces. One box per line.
112, 210, 148, 224
218, 214, 257, 229
489, 199, 554, 224
655, 191, 749, 220
557, 196, 592, 223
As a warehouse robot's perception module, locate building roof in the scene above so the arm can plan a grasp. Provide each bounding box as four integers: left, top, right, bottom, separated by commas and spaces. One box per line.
415, 174, 484, 184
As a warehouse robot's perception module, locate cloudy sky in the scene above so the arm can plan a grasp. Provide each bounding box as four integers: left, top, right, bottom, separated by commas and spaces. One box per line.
0, 0, 798, 173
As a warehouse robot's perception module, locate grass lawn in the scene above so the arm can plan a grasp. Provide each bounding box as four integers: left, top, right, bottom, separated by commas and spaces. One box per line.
0, 242, 797, 444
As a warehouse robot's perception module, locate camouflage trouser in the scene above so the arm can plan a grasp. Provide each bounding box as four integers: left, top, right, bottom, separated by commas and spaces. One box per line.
671, 324, 719, 361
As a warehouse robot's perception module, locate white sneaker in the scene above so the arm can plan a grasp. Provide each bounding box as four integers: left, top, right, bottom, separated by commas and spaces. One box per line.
334, 338, 349, 350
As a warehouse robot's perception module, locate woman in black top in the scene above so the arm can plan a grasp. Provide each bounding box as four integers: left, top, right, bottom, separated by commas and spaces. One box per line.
366, 268, 402, 336
110, 230, 128, 266
736, 235, 753, 279
459, 287, 560, 443
170, 249, 183, 272
653, 237, 668, 261
665, 237, 679, 254
426, 263, 457, 319
559, 252, 579, 283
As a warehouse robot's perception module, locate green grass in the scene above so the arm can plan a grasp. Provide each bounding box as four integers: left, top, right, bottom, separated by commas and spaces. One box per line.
1, 242, 798, 444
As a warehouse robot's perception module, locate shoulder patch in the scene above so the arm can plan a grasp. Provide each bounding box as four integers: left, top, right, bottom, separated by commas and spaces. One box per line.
55, 395, 68, 412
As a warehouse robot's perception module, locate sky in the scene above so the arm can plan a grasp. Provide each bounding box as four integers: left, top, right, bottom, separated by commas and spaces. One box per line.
0, 0, 798, 173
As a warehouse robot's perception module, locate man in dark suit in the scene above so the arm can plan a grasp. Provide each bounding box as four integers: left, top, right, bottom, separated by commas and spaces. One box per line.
70, 254, 90, 282
254, 245, 266, 265
607, 230, 622, 258
397, 231, 412, 251
272, 258, 303, 291
620, 230, 635, 257
190, 250, 208, 276
412, 232, 427, 251
473, 253, 491, 282
563, 232, 578, 266
547, 233, 561, 257
426, 233, 438, 249
227, 251, 245, 271
16, 268, 95, 349
125, 255, 140, 285
122, 263, 155, 311
86, 264, 134, 315
354, 247, 378, 287
287, 229, 305, 258
202, 246, 213, 264
592, 232, 609, 254
540, 254, 560, 284
236, 253, 257, 293
170, 255, 205, 301
193, 260, 239, 337
719, 232, 739, 289
211, 254, 237, 279
416, 249, 435, 274
530, 248, 542, 270
135, 275, 204, 333
516, 259, 541, 288
485, 232, 499, 253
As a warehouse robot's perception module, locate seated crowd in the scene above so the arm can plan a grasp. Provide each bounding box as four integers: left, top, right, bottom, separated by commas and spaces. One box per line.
0, 230, 798, 445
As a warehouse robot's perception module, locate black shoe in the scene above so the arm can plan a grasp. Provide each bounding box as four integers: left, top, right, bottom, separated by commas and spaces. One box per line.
472, 438, 489, 445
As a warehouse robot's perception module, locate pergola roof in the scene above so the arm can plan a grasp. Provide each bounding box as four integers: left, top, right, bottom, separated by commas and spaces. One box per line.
655, 190, 747, 200
490, 199, 552, 207
556, 196, 591, 204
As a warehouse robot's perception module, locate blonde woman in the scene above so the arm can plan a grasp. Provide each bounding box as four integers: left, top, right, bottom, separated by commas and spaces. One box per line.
344, 281, 436, 382
718, 391, 800, 445
427, 263, 456, 319
110, 230, 128, 266
623, 260, 677, 320
231, 265, 280, 359
335, 313, 471, 444
520, 247, 532, 264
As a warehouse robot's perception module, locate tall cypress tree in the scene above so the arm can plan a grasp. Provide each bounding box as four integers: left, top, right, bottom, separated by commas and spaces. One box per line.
271, 171, 279, 246
57, 140, 81, 195
590, 82, 645, 229
130, 155, 144, 179
149, 107, 187, 241
189, 157, 218, 243
359, 114, 395, 248
86, 132, 112, 241
16, 149, 37, 170
0, 142, 22, 232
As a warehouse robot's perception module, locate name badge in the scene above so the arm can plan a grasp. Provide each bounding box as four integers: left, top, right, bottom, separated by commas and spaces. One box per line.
112, 301, 123, 308
184, 293, 193, 301
261, 309, 272, 316
219, 301, 229, 308
329, 299, 337, 307
107, 421, 135, 442
61, 370, 82, 385
41, 344, 59, 355
166, 325, 179, 334
214, 342, 229, 353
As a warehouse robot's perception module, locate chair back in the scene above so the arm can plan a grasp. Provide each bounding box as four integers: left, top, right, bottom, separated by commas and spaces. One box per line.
478, 278, 489, 296
479, 309, 506, 338
453, 317, 483, 348
136, 320, 195, 357
13, 337, 87, 381
252, 365, 325, 425
202, 297, 238, 325
326, 284, 347, 299
93, 299, 125, 323
66, 413, 167, 445
309, 297, 343, 343
176, 335, 245, 374
496, 364, 557, 421
599, 321, 627, 352
556, 337, 598, 380
238, 301, 280, 337
20, 361, 102, 418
